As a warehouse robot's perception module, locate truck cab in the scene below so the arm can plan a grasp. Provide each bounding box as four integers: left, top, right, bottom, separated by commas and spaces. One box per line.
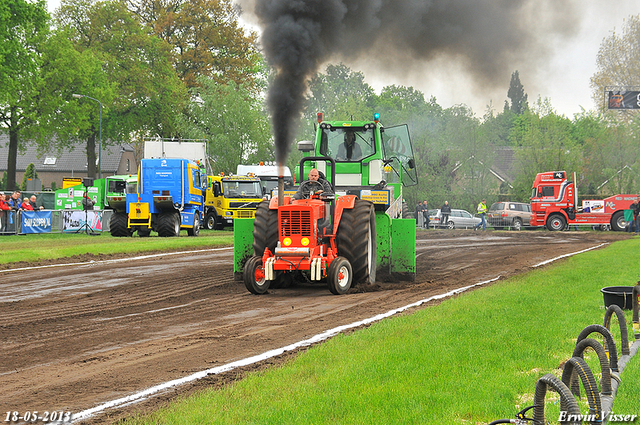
122, 158, 206, 237
295, 112, 418, 218
204, 174, 263, 229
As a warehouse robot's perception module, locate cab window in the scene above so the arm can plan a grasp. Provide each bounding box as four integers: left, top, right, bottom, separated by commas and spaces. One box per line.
319, 127, 375, 162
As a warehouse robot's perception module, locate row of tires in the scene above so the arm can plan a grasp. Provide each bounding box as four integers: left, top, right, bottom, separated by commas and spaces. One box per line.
109, 211, 200, 237
244, 199, 377, 295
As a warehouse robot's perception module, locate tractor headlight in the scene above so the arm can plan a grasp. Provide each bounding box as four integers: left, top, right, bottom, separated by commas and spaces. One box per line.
283, 237, 292, 246
301, 237, 309, 246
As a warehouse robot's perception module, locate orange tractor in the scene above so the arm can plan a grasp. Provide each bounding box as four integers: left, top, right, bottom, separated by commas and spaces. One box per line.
243, 157, 377, 295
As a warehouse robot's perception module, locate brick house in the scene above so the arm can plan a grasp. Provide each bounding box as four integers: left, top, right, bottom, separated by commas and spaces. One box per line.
0, 134, 137, 190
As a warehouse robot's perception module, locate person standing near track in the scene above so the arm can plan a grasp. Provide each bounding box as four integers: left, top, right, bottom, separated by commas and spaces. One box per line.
440, 201, 451, 227
474, 199, 488, 231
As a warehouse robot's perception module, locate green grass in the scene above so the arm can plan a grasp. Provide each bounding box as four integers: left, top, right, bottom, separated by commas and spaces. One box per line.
0, 229, 234, 264
121, 238, 640, 425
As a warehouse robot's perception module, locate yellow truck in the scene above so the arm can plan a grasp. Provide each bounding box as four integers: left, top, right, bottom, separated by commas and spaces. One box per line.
204, 174, 264, 230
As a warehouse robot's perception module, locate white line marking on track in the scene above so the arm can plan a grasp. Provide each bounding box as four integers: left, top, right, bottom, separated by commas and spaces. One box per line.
531, 243, 607, 268
0, 247, 233, 274
67, 243, 607, 423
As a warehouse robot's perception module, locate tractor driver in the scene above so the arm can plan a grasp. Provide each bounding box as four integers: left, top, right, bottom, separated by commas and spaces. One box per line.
293, 168, 333, 200
336, 130, 363, 161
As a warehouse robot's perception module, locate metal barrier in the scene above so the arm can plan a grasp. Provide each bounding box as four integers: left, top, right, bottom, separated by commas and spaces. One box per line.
0, 209, 114, 235
487, 216, 525, 231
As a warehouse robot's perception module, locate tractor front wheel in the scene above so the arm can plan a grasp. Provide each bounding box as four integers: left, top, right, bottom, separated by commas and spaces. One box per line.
337, 199, 377, 285
244, 255, 270, 295
327, 257, 352, 295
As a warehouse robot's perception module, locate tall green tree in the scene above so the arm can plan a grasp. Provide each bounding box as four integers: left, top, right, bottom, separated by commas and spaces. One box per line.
591, 14, 640, 114
506, 70, 528, 115
20, 162, 38, 191
305, 63, 375, 125
0, 0, 49, 190
55, 0, 188, 175
180, 79, 272, 174
510, 107, 582, 200
35, 26, 116, 179
126, 0, 262, 93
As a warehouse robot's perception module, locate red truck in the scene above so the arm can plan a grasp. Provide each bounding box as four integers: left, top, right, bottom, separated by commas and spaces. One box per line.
530, 171, 638, 231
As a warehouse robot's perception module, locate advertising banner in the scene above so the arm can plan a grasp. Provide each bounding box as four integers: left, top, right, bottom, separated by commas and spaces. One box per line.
21, 210, 53, 234
608, 91, 640, 109
61, 210, 103, 232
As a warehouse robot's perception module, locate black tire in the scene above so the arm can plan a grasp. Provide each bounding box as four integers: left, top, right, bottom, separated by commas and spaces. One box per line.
576, 324, 619, 372
611, 210, 625, 232
513, 218, 522, 231
546, 214, 566, 231
244, 255, 270, 294
158, 212, 180, 237
533, 374, 581, 425
205, 212, 217, 230
401, 201, 410, 219
109, 212, 131, 237
327, 257, 353, 295
137, 227, 151, 237
572, 338, 612, 396
447, 220, 455, 230
560, 357, 602, 423
187, 213, 200, 236
336, 199, 377, 285
252, 200, 279, 256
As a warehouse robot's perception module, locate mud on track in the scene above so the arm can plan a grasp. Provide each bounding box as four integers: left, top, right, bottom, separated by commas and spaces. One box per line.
0, 230, 631, 424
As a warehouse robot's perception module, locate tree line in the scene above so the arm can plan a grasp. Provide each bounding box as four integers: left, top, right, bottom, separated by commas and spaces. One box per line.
2, 0, 639, 214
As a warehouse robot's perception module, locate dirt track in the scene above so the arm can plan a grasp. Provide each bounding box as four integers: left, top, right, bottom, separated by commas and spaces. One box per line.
0, 230, 631, 424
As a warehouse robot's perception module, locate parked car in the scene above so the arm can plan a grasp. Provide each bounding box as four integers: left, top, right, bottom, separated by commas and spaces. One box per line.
487, 202, 531, 230
428, 208, 482, 229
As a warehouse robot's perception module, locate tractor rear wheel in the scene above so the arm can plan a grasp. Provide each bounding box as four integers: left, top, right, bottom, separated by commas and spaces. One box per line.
252, 200, 279, 256
327, 257, 352, 295
336, 199, 377, 285
244, 255, 270, 294
109, 212, 131, 237
158, 212, 180, 237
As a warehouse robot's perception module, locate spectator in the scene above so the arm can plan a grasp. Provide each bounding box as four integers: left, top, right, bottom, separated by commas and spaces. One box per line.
415, 202, 422, 226
8, 191, 22, 210
0, 193, 11, 232
82, 192, 95, 210
422, 200, 430, 228
632, 196, 640, 235
29, 195, 44, 210
22, 197, 34, 211
474, 199, 488, 231
441, 201, 451, 227
293, 168, 333, 200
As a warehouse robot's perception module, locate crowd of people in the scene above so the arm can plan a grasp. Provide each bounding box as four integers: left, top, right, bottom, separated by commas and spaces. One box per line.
0, 190, 45, 232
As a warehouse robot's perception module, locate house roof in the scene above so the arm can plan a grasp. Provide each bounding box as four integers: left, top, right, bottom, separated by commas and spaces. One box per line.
491, 147, 516, 182
0, 134, 134, 173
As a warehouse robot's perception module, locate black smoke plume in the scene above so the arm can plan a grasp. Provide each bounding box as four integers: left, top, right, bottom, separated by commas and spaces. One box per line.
249, 0, 580, 165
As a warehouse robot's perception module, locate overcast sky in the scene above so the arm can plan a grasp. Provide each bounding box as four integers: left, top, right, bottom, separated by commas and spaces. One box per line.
46, 0, 639, 119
